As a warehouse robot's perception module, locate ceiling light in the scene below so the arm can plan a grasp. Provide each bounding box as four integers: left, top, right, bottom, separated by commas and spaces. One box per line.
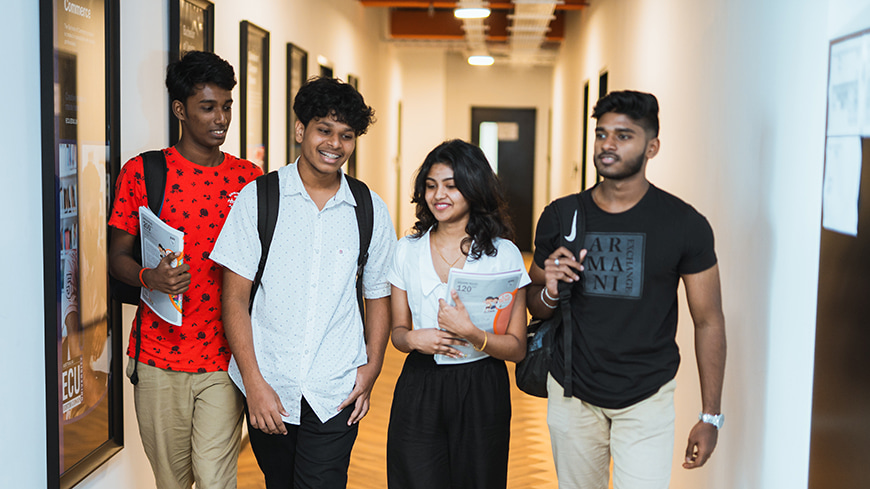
467, 55, 494, 66
455, 7, 491, 19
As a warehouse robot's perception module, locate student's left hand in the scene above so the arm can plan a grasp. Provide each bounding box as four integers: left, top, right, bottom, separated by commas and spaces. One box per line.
437, 292, 477, 341
339, 362, 379, 425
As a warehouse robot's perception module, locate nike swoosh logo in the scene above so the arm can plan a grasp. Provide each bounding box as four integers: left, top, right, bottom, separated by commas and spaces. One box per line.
564, 210, 578, 242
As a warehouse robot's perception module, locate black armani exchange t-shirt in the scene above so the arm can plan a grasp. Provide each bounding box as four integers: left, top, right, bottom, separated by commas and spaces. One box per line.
533, 184, 716, 409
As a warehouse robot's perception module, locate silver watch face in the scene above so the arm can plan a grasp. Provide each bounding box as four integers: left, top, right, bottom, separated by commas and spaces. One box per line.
700, 413, 724, 429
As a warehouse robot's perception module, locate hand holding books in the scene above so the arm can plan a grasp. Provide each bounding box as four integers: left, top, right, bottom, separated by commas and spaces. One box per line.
139, 206, 186, 325
402, 324, 467, 359
437, 290, 485, 350
142, 251, 190, 295
433, 268, 523, 364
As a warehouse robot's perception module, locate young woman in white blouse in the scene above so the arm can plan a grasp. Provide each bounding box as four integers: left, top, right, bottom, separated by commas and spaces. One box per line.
386, 139, 530, 489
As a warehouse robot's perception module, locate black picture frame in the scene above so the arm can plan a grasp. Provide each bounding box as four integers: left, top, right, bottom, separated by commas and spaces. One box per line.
168, 0, 215, 145
287, 43, 308, 165
346, 74, 359, 177
240, 21, 270, 171
595, 70, 608, 183
581, 80, 589, 190
39, 0, 123, 487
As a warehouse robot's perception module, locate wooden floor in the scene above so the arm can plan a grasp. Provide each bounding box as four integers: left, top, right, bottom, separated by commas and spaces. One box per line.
237, 342, 558, 489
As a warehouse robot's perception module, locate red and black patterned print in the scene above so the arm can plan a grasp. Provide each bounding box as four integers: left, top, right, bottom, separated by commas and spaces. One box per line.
109, 148, 262, 372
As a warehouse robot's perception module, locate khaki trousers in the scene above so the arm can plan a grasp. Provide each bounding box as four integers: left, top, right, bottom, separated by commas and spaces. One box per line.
128, 359, 244, 489
547, 374, 676, 489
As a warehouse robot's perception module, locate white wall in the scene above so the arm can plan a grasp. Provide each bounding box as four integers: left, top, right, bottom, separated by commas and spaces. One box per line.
550, 0, 870, 488
549, 27, 585, 199
109, 2, 396, 488
392, 50, 555, 236
1, 1, 395, 487
829, 0, 870, 38
206, 0, 396, 201
395, 47, 448, 235
0, 2, 47, 488
119, 0, 396, 197
9, 1, 870, 488
443, 52, 554, 230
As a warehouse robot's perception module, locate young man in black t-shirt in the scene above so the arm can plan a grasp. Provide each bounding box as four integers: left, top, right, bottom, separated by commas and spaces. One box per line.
527, 90, 727, 489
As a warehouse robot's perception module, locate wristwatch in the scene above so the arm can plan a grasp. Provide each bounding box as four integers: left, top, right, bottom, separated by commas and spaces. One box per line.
699, 412, 724, 429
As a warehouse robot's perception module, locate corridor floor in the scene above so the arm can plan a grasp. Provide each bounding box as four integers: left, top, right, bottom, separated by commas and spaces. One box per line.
236, 342, 558, 488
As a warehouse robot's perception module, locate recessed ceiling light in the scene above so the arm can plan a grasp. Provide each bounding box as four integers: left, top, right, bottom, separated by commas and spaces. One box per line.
455, 7, 491, 19
467, 55, 494, 66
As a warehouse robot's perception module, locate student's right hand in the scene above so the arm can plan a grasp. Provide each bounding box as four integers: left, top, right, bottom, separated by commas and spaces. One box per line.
142, 252, 191, 295
407, 328, 465, 359
543, 247, 586, 297
246, 378, 289, 435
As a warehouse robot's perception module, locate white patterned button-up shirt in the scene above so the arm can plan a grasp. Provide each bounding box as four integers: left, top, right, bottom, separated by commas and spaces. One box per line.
211, 162, 395, 423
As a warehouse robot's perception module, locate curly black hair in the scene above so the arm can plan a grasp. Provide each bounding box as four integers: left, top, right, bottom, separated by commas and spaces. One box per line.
592, 90, 660, 138
165, 51, 236, 104
410, 139, 514, 260
293, 76, 375, 136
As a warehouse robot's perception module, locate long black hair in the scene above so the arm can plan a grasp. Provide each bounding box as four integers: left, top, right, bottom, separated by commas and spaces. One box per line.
410, 139, 514, 260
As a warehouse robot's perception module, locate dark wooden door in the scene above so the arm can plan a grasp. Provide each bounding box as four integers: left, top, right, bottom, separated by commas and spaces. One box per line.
471, 107, 536, 252
809, 137, 870, 488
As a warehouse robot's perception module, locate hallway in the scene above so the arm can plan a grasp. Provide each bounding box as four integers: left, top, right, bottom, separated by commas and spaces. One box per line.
237, 342, 559, 488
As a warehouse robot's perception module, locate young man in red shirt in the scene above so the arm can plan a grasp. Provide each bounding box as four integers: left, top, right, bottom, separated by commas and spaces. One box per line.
108, 51, 262, 489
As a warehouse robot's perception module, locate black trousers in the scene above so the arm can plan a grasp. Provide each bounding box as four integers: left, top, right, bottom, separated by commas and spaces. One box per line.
246, 396, 358, 489
387, 351, 512, 489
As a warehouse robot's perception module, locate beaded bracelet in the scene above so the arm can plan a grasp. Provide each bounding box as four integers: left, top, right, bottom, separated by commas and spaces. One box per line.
139, 267, 151, 289
541, 288, 558, 309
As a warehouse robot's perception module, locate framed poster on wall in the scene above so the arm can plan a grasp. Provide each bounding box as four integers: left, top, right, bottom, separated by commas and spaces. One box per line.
595, 70, 608, 184
168, 0, 215, 145
287, 43, 308, 165
240, 21, 270, 171
39, 0, 123, 487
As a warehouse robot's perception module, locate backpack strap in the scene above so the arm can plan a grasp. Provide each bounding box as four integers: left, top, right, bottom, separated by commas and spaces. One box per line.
250, 171, 280, 313
345, 175, 374, 324
130, 150, 167, 385
552, 193, 586, 398
141, 150, 167, 215
246, 172, 372, 323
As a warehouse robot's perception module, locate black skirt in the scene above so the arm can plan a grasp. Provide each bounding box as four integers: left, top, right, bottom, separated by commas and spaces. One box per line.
387, 350, 512, 489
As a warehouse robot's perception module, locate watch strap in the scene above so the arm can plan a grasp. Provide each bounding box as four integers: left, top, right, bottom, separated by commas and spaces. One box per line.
699, 412, 724, 429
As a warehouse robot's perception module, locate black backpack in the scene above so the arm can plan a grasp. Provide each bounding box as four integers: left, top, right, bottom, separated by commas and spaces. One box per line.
122, 164, 374, 385
515, 193, 586, 398
109, 150, 168, 304
108, 150, 167, 384
248, 171, 374, 323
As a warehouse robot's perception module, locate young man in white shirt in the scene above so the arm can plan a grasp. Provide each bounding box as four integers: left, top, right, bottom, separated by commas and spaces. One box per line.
211, 77, 396, 488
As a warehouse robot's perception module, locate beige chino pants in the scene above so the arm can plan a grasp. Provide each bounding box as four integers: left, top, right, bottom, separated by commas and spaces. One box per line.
128, 359, 244, 489
547, 374, 677, 489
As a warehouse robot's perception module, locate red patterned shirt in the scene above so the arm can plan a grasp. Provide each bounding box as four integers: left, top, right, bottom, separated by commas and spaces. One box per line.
109, 148, 262, 372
